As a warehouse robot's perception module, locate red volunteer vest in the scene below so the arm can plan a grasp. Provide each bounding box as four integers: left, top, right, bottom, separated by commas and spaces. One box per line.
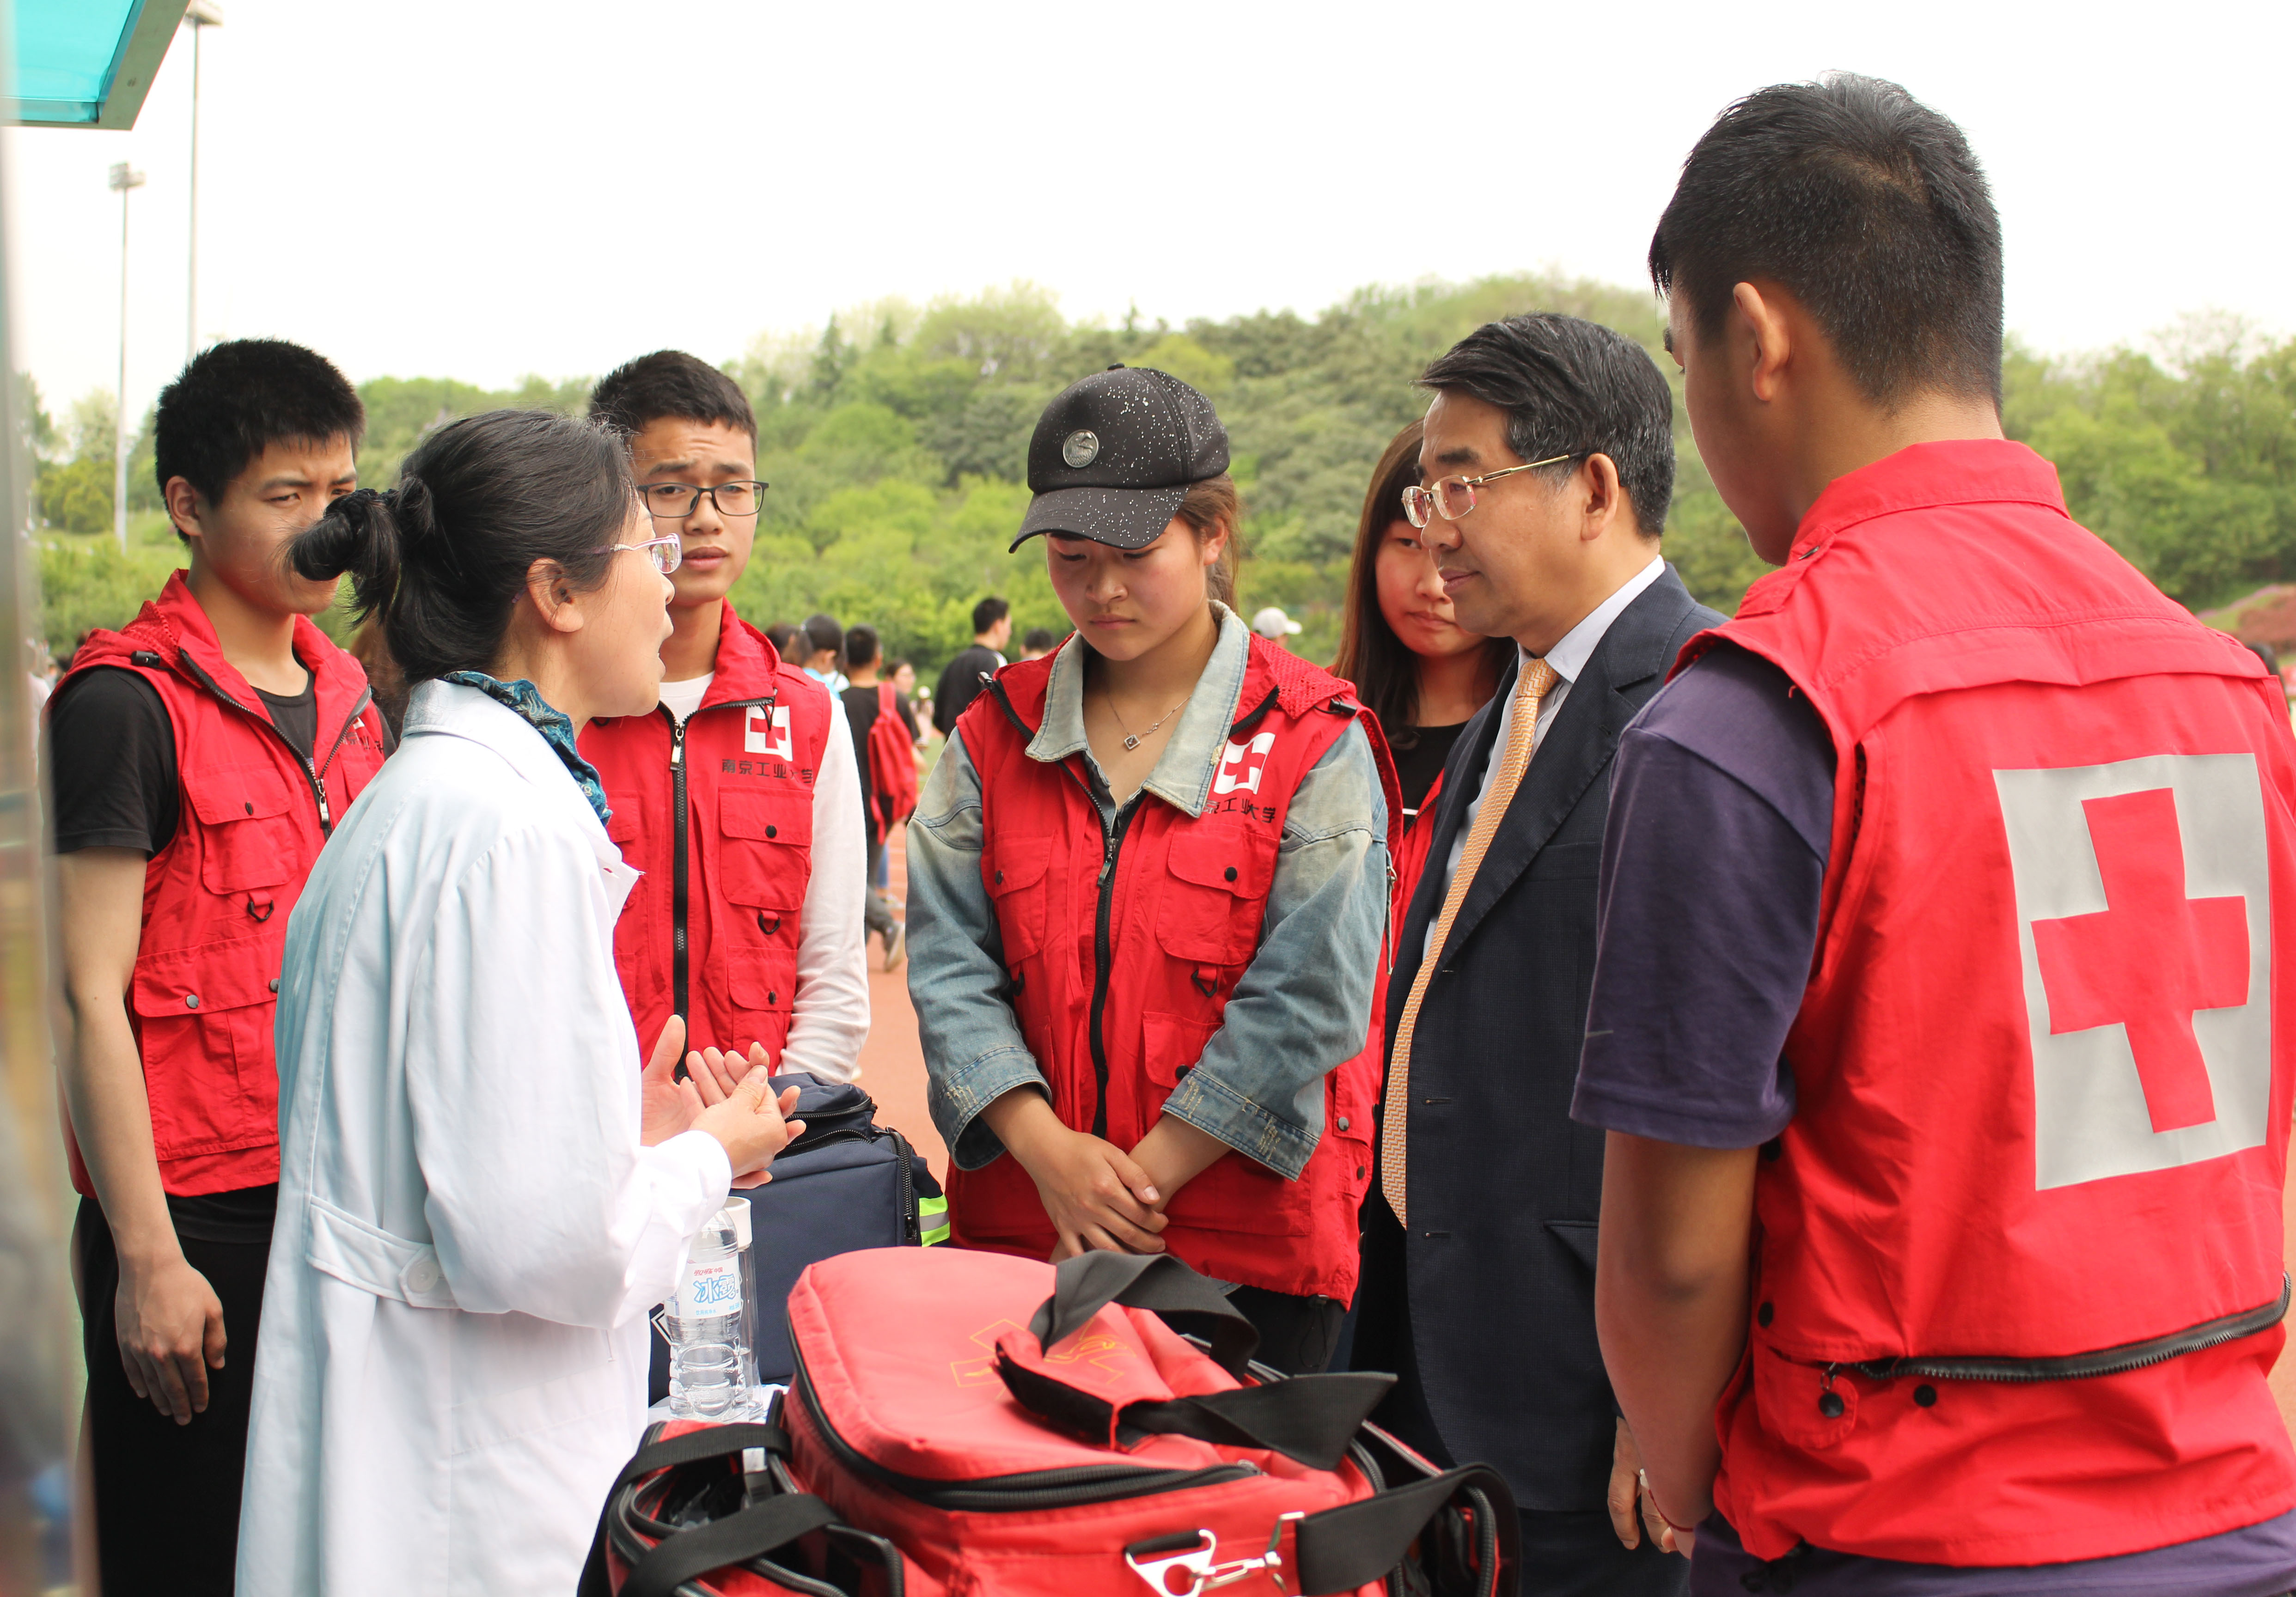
54, 572, 388, 1197
947, 636, 1398, 1301
580, 599, 833, 1061
1683, 441, 2296, 1565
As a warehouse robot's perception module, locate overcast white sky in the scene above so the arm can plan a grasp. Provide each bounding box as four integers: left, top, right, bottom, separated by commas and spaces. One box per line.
3, 0, 2288, 426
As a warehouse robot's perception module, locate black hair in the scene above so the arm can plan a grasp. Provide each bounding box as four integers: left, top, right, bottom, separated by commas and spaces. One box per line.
844, 625, 881, 670
1419, 313, 1676, 537
972, 596, 1010, 635
1022, 627, 1056, 653
765, 622, 800, 658
1331, 418, 1511, 748
290, 410, 634, 685
588, 350, 757, 441
802, 613, 843, 661
153, 339, 365, 532
1650, 73, 2003, 408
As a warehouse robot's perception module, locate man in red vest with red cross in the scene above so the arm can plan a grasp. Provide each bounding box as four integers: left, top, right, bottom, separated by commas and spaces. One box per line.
1575, 74, 2296, 1594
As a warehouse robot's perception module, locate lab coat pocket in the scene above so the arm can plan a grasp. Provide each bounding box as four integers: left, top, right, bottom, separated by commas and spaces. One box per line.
447, 1356, 623, 1457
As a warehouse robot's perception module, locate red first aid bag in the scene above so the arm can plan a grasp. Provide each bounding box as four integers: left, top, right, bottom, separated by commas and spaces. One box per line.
584, 1248, 1517, 1597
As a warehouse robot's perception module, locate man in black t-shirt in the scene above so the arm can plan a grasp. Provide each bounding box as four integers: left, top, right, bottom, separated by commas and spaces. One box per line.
841, 625, 919, 971
48, 341, 376, 1597
930, 595, 1011, 735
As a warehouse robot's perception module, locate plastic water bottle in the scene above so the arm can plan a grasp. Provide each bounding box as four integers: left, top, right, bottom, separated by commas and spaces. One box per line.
662, 1197, 760, 1421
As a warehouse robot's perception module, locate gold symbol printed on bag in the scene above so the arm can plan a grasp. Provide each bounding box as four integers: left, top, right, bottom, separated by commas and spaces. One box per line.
1062, 428, 1100, 469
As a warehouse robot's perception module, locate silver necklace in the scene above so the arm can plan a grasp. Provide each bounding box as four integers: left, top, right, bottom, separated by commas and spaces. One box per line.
1105, 687, 1190, 751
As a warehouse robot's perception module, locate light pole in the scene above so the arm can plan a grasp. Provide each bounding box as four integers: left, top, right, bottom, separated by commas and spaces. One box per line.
183, 2, 223, 361
110, 161, 146, 552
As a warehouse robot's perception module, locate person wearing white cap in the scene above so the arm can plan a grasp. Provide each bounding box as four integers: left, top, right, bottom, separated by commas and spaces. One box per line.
1250, 605, 1302, 646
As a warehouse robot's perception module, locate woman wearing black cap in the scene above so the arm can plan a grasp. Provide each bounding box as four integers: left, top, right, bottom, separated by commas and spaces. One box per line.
905, 366, 1396, 1373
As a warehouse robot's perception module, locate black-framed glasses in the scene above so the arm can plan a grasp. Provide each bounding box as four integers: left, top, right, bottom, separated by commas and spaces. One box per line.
1400, 454, 1578, 528
639, 480, 769, 520
598, 532, 684, 573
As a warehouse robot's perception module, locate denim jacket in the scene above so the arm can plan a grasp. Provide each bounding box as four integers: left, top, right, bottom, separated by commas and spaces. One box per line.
906, 605, 1389, 1179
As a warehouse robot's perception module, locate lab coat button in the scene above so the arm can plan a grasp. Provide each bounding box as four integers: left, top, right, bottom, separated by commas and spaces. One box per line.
404, 1256, 441, 1295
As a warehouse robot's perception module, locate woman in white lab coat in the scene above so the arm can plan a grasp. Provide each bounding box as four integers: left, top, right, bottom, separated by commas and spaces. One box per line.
238, 410, 804, 1597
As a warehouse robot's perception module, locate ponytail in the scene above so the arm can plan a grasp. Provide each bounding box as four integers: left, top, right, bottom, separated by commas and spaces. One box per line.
289, 409, 631, 686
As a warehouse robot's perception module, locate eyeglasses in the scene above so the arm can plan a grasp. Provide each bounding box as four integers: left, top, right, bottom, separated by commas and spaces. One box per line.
638, 480, 769, 520
1400, 454, 1578, 529
599, 532, 684, 574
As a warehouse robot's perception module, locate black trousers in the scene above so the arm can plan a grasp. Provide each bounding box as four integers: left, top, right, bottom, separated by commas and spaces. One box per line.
1353, 1193, 1687, 1597
74, 1198, 270, 1597
1227, 1285, 1344, 1375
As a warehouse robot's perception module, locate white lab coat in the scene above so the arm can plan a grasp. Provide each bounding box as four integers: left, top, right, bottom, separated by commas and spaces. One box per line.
238, 680, 732, 1597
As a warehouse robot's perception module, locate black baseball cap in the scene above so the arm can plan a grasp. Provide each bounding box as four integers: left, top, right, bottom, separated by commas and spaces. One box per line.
1010, 365, 1230, 552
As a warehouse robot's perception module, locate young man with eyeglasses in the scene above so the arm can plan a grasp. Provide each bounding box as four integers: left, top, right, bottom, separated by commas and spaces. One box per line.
580, 353, 867, 1116
1580, 76, 2296, 1595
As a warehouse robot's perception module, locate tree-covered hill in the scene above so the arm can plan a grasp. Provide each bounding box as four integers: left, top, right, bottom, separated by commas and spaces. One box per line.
30, 280, 2296, 679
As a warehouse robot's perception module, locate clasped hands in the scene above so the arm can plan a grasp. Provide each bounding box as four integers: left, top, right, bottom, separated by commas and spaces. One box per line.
982, 1086, 1228, 1261
639, 1016, 806, 1185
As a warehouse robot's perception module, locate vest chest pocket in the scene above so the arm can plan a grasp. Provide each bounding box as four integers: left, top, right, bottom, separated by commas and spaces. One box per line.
1155, 835, 1276, 966
718, 787, 813, 911
189, 767, 299, 895
985, 849, 1050, 961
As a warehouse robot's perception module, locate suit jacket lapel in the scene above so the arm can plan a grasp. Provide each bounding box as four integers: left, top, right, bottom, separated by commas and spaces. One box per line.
1435, 568, 1700, 966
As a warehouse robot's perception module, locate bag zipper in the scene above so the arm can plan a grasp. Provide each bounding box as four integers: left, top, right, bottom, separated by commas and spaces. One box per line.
1801, 1275, 2290, 1386
789, 1348, 1258, 1511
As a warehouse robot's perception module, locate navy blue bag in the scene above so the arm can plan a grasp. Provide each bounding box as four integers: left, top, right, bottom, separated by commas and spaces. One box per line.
651, 1072, 943, 1397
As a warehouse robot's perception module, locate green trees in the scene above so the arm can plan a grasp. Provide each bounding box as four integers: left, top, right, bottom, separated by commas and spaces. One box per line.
27, 284, 2296, 677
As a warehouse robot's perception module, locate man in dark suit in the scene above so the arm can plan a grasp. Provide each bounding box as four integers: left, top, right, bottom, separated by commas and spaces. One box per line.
1352, 313, 1723, 1596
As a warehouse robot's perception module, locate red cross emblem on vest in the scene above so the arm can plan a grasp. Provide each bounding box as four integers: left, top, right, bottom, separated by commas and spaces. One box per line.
1215, 731, 1276, 796
1996, 755, 2272, 1189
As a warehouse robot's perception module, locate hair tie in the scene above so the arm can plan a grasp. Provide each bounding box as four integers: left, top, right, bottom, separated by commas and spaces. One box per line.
379, 488, 400, 511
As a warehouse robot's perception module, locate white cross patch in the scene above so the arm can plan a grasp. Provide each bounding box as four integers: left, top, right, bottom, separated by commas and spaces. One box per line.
745, 704, 793, 760
1994, 753, 2272, 1189
1214, 731, 1277, 795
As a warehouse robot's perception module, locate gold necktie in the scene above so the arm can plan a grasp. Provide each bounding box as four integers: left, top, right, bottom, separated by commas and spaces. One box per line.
1380, 658, 1560, 1225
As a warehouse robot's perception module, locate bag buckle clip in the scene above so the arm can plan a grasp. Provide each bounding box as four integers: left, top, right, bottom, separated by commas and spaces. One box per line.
1124, 1513, 1301, 1597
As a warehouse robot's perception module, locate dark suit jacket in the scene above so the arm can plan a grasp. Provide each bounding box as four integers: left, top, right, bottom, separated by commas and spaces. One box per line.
1380, 565, 1722, 1512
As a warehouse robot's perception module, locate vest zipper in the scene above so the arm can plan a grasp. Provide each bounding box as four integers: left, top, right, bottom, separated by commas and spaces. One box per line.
1795, 1274, 2290, 1387
1086, 799, 1142, 1140
666, 709, 690, 1024
663, 692, 781, 1035
177, 653, 370, 835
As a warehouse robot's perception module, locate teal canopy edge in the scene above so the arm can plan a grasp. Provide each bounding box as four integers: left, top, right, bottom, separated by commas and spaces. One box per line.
7, 0, 193, 130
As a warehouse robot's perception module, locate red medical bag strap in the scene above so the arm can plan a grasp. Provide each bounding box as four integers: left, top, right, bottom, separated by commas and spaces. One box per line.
995, 1346, 1394, 1469
1291, 1463, 1520, 1597
1028, 1251, 1258, 1376
579, 1422, 792, 1597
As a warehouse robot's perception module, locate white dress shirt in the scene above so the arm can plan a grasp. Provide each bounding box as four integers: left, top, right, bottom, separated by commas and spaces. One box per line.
1422, 555, 1666, 963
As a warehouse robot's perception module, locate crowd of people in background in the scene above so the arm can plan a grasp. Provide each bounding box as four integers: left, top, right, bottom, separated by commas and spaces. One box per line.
37, 69, 2296, 1597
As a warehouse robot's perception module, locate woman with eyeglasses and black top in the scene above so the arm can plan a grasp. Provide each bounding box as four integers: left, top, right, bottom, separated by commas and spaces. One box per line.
906, 366, 1397, 1375
237, 410, 807, 1596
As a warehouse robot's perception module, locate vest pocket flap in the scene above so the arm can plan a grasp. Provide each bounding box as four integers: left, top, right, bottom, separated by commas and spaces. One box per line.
727, 955, 795, 1015
305, 1195, 457, 1309
984, 850, 1050, 961
605, 808, 639, 845
720, 786, 814, 847
1167, 841, 1275, 899
187, 764, 294, 825
132, 936, 280, 1017
1142, 1009, 1221, 1089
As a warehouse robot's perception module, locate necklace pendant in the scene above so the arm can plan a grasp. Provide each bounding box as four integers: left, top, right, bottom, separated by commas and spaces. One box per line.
1123, 734, 1141, 751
